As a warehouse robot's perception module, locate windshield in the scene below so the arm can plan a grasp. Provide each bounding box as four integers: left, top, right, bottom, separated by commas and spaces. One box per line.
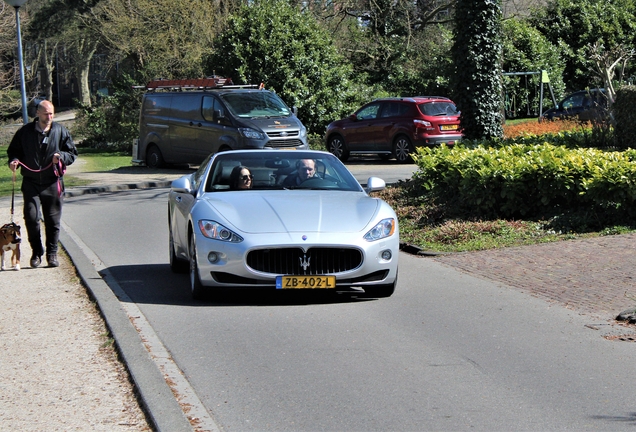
220, 92, 292, 118
418, 102, 458, 116
205, 152, 362, 192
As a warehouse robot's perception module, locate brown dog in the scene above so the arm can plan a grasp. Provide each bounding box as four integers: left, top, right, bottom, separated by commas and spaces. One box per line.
1, 222, 21, 271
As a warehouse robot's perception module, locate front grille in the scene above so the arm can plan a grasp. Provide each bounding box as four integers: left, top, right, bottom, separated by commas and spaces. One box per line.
267, 130, 299, 138
246, 247, 363, 275
265, 139, 304, 148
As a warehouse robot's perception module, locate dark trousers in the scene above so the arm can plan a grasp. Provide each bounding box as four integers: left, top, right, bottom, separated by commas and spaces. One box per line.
21, 178, 62, 257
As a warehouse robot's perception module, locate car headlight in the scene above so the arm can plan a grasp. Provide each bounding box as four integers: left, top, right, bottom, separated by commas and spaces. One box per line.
364, 218, 396, 241
239, 127, 265, 140
300, 125, 307, 139
198, 220, 243, 243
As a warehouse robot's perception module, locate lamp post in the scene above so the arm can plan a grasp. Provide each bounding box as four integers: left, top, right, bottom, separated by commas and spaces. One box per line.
4, 0, 29, 124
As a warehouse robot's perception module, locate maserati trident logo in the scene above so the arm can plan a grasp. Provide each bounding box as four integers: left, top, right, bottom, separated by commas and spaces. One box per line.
299, 254, 311, 271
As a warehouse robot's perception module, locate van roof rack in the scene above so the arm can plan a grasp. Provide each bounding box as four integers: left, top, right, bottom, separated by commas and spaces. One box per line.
134, 76, 261, 91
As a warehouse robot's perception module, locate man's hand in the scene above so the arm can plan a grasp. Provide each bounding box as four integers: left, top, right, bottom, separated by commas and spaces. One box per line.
9, 159, 19, 172
52, 153, 60, 164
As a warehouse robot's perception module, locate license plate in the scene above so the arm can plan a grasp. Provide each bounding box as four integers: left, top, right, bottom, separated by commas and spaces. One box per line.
276, 275, 336, 289
440, 125, 458, 131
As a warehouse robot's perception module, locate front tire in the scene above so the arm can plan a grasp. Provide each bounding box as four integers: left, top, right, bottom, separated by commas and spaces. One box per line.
393, 135, 414, 163
363, 281, 396, 298
189, 234, 205, 300
169, 228, 188, 273
327, 135, 350, 162
147, 145, 165, 169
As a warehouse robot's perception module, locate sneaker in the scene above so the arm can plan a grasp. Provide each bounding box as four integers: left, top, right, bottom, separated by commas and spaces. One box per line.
47, 254, 59, 268
30, 254, 42, 268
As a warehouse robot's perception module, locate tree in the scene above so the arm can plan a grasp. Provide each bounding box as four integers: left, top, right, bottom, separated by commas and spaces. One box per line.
587, 41, 635, 103
0, 2, 41, 116
529, 0, 636, 91
207, 0, 355, 134
501, 18, 566, 117
310, 0, 456, 95
91, 0, 228, 83
451, 0, 504, 139
26, 0, 101, 106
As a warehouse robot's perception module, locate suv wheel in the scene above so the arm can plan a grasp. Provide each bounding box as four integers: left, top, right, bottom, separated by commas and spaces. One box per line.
327, 135, 350, 162
393, 136, 414, 163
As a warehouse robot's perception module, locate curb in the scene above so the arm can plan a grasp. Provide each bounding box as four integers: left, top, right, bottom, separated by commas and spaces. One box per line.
60, 208, 193, 432
64, 180, 173, 197
60, 181, 193, 431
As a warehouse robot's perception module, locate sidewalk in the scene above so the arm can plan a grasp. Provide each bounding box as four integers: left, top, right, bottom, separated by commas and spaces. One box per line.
0, 202, 152, 430
2, 162, 635, 430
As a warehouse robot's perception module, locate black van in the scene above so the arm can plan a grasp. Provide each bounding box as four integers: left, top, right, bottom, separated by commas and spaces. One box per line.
134, 84, 309, 168
540, 89, 608, 122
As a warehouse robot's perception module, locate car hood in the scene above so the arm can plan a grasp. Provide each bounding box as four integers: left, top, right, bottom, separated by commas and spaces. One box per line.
200, 191, 380, 234
239, 116, 303, 132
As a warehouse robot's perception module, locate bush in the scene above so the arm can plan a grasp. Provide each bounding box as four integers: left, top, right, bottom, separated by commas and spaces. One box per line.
614, 86, 636, 149
74, 74, 143, 151
412, 143, 636, 222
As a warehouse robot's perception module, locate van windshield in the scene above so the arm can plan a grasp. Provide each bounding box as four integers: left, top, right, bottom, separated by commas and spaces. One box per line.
220, 92, 292, 118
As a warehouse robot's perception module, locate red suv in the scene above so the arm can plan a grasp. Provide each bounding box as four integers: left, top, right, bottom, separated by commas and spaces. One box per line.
325, 96, 462, 163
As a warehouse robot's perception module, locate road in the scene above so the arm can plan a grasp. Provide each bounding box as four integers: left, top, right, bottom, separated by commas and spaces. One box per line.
62, 166, 636, 431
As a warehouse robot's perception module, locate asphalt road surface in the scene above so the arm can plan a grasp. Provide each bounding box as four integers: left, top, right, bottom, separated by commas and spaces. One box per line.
62, 184, 636, 431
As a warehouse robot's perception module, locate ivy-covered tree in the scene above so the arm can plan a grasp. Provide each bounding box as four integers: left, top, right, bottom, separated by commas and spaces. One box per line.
451, 0, 504, 139
207, 0, 354, 134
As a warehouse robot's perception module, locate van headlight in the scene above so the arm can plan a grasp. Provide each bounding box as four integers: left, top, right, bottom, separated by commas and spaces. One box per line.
239, 128, 265, 140
364, 218, 396, 241
300, 125, 307, 139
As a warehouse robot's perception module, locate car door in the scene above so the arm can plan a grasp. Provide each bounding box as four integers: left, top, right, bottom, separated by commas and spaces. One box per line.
342, 102, 382, 152
193, 95, 231, 163
169, 93, 204, 163
375, 102, 409, 152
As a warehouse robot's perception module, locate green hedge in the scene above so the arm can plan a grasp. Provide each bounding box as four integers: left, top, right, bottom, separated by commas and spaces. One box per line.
412, 143, 636, 219
614, 86, 636, 149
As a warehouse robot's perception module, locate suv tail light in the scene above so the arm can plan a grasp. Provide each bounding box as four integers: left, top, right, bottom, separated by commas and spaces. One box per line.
414, 119, 433, 130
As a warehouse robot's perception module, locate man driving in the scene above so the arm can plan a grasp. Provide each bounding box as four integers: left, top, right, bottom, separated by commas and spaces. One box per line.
282, 159, 316, 187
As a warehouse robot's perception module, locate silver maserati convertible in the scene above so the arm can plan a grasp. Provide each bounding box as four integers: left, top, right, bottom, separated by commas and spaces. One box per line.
168, 150, 399, 300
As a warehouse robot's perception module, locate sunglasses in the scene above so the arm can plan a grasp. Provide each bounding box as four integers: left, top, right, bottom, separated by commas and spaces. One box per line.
241, 175, 253, 181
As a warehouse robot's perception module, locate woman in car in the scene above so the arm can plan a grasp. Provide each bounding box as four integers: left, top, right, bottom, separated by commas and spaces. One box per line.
229, 165, 253, 190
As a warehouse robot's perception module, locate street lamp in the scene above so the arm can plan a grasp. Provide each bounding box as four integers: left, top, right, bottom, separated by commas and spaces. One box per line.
4, 0, 29, 124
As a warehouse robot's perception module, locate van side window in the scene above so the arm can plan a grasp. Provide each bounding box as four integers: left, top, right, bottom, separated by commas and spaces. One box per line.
202, 96, 227, 124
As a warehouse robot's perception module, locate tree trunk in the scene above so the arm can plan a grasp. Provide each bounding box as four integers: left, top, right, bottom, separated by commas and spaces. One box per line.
72, 37, 98, 106
37, 39, 58, 102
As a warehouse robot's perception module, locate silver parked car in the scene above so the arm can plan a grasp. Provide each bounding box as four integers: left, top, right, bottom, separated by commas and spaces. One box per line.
168, 150, 399, 300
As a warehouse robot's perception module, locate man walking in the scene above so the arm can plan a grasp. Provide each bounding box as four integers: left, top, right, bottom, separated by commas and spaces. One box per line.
7, 100, 77, 268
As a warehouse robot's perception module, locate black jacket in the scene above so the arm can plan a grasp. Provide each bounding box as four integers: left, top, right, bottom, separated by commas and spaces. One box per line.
7, 120, 77, 184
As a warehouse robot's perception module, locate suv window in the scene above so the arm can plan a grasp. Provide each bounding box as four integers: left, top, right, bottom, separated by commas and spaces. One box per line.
418, 101, 458, 116
380, 102, 411, 118
356, 103, 381, 120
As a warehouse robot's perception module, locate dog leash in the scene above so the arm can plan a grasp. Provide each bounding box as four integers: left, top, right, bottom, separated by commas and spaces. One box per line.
14, 160, 66, 198
10, 170, 15, 223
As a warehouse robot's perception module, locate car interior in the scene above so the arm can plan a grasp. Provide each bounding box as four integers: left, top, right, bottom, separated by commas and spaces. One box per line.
205, 154, 360, 192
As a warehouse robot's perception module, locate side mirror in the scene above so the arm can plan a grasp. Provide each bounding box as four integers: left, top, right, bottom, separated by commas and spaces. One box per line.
365, 176, 386, 194
171, 176, 193, 194
213, 109, 225, 120
349, 114, 358, 121
292, 106, 298, 116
